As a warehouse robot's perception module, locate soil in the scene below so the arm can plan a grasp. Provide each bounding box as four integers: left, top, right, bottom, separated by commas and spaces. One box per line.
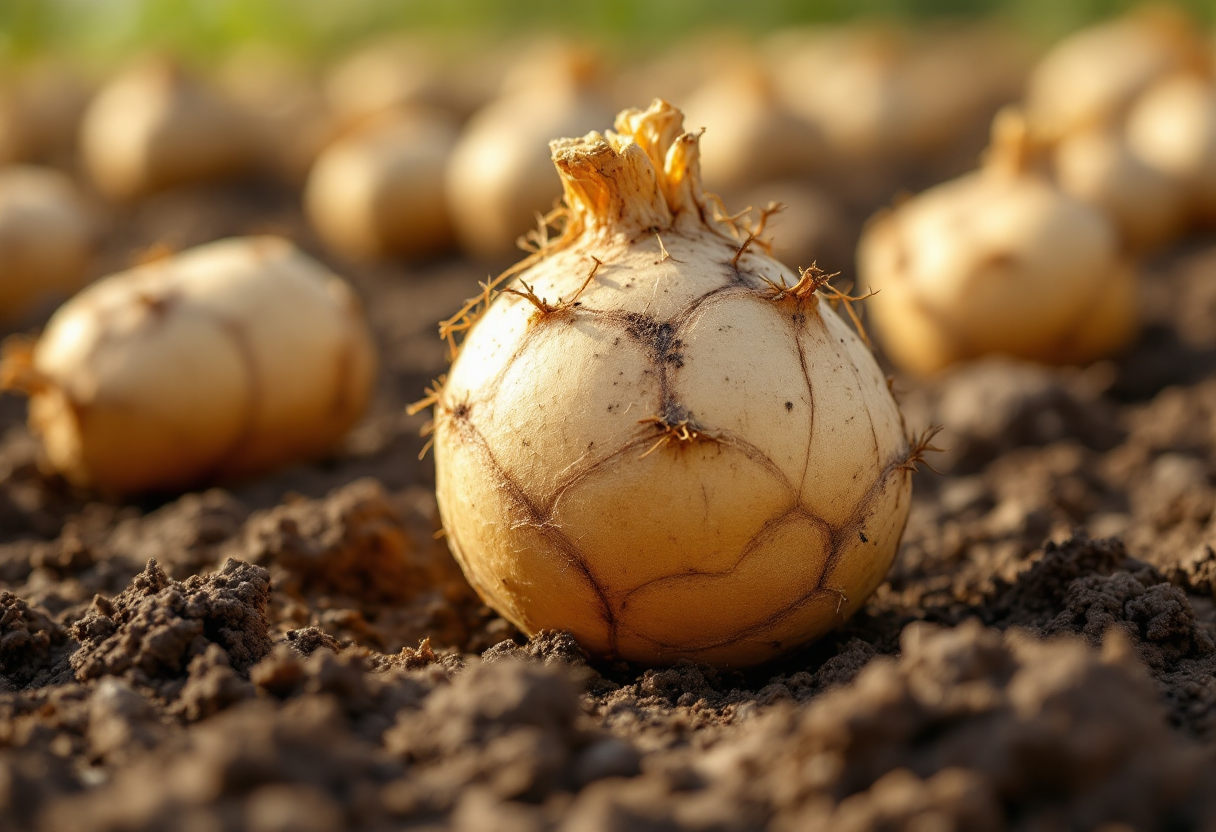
5, 178, 1216, 831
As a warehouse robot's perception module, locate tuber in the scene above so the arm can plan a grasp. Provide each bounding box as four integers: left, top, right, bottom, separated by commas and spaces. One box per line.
0, 237, 376, 494
445, 47, 610, 262
1126, 73, 1216, 226
0, 166, 98, 326
424, 100, 916, 667
305, 109, 458, 262
80, 58, 257, 200
858, 109, 1138, 375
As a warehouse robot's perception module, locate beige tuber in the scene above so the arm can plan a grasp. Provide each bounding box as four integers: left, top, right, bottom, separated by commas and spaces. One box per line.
0, 237, 376, 494
1126, 74, 1216, 225
80, 58, 257, 200
1025, 5, 1206, 137
305, 109, 458, 262
858, 109, 1139, 375
0, 166, 98, 326
1052, 123, 1186, 251
424, 100, 917, 667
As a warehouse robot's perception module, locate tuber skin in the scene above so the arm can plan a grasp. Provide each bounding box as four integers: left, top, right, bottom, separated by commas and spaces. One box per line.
1127, 73, 1216, 227
79, 58, 257, 200
306, 109, 458, 262
1024, 5, 1207, 138
0, 237, 377, 494
1052, 123, 1186, 252
858, 109, 1139, 376
0, 166, 98, 326
426, 100, 916, 668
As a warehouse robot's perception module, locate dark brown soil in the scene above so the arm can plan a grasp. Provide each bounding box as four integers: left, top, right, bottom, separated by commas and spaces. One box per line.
5, 179, 1216, 831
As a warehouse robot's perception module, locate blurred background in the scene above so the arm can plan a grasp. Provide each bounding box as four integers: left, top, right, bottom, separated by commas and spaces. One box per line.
2, 0, 1214, 60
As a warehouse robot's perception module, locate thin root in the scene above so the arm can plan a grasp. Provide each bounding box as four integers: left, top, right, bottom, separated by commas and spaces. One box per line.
730, 202, 784, 266
656, 234, 673, 263
761, 263, 837, 302
406, 377, 448, 458
707, 193, 754, 238
406, 376, 446, 417
820, 278, 878, 351
637, 415, 708, 458
503, 257, 602, 316
517, 203, 569, 255
898, 425, 946, 474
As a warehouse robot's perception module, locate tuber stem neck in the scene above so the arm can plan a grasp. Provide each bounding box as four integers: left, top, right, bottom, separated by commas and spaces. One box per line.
984, 107, 1042, 179
550, 99, 706, 241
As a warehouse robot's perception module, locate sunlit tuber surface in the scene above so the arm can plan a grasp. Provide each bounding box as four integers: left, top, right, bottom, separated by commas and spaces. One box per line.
306, 109, 457, 262
680, 61, 824, 194
859, 109, 1138, 375
425, 100, 915, 667
79, 58, 258, 200
1052, 123, 1186, 251
0, 165, 98, 326
0, 237, 376, 494
1127, 73, 1216, 226
1025, 5, 1206, 138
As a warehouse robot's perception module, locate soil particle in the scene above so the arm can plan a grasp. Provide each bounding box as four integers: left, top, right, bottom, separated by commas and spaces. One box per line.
234, 478, 448, 605
384, 659, 611, 806
39, 695, 402, 832
0, 592, 70, 690
68, 558, 273, 704
228, 479, 485, 653
680, 622, 1216, 832
898, 357, 1121, 475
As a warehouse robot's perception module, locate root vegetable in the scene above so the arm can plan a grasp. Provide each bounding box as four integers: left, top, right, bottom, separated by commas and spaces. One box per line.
0, 237, 376, 494
219, 47, 337, 184
0, 62, 90, 165
445, 54, 610, 262
858, 110, 1138, 375
1126, 74, 1216, 224
426, 100, 916, 667
325, 38, 452, 130
0, 166, 98, 325
767, 25, 908, 164
1025, 5, 1206, 137
681, 64, 825, 193
306, 109, 457, 262
80, 58, 257, 200
1053, 123, 1186, 251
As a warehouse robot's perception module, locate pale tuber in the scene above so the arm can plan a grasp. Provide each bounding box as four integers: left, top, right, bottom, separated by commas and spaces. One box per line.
425, 100, 916, 667
1126, 73, 1216, 225
0, 237, 376, 494
1052, 123, 1186, 251
80, 58, 257, 200
305, 109, 458, 262
445, 48, 610, 262
858, 109, 1138, 375
0, 166, 98, 326
1025, 5, 1206, 137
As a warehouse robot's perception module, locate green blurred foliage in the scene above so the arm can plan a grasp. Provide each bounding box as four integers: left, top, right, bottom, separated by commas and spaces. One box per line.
1, 0, 1213, 64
